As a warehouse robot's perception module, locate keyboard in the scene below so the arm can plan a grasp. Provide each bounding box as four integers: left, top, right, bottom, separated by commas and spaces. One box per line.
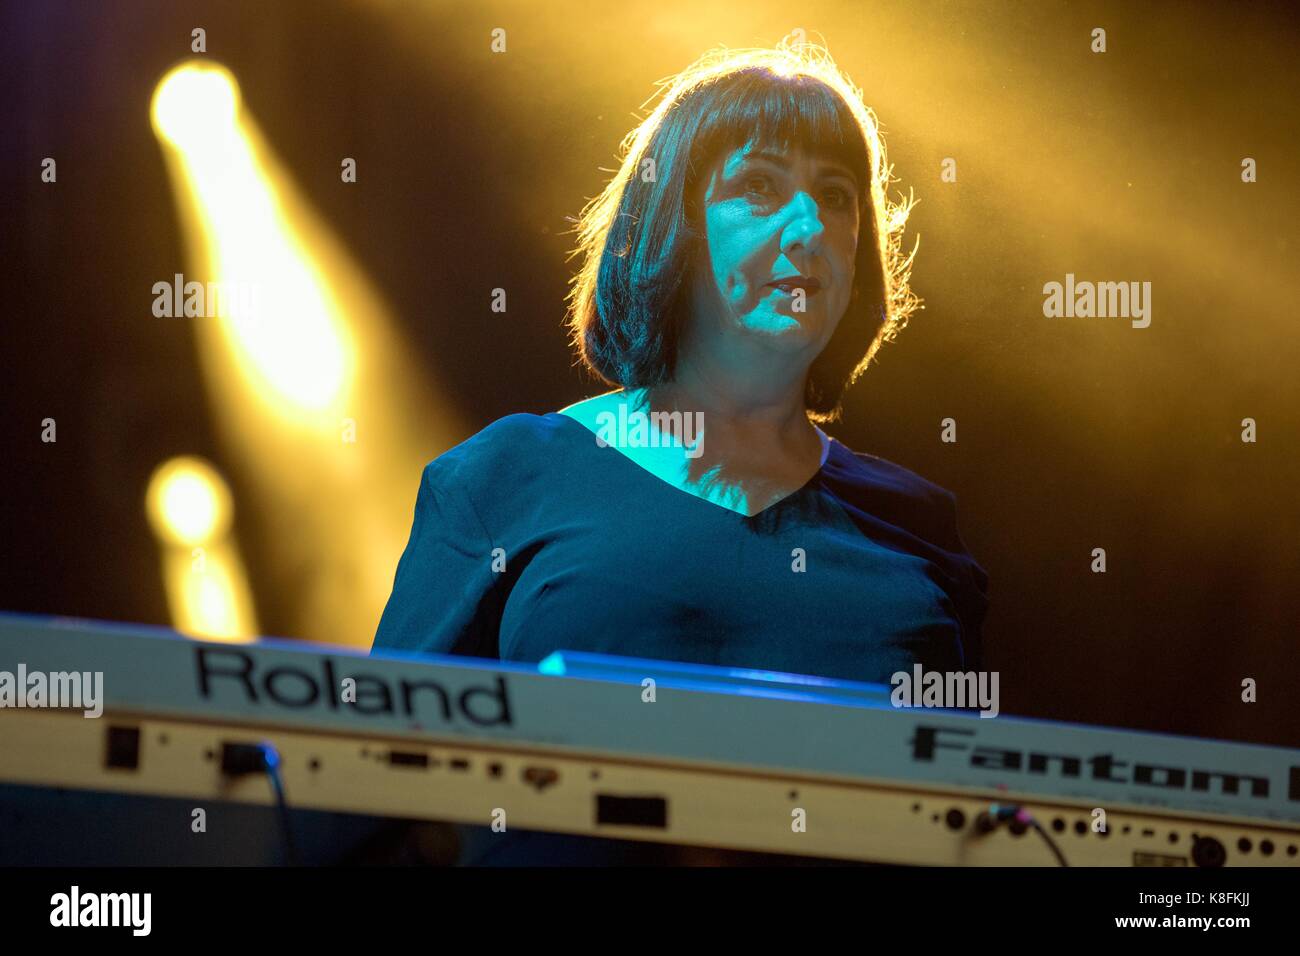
2, 612, 1297, 866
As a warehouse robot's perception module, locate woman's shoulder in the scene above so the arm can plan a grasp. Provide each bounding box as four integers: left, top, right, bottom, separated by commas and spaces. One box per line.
826, 437, 989, 638
821, 437, 981, 560
421, 411, 579, 490
824, 437, 958, 510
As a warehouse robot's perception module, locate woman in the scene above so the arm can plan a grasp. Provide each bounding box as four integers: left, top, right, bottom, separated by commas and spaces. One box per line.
373, 39, 989, 686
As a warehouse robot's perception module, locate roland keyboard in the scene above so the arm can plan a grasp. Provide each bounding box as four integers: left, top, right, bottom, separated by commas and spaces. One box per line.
1, 612, 1297, 866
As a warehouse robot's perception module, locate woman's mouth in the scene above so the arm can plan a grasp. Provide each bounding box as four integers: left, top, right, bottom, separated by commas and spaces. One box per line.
766, 276, 823, 297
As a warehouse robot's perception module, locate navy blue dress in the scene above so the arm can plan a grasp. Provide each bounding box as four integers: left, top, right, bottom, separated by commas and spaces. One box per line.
373, 412, 989, 682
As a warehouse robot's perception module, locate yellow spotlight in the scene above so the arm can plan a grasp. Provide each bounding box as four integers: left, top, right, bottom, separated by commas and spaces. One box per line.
145, 456, 232, 548
152, 59, 463, 648
151, 62, 239, 150
145, 455, 258, 642
151, 61, 354, 419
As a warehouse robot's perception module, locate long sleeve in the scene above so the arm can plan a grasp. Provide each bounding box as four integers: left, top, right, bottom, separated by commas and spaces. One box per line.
935, 487, 990, 671
371, 459, 504, 660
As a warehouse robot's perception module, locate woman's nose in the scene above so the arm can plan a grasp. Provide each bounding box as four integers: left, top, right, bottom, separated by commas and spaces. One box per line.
779, 191, 825, 254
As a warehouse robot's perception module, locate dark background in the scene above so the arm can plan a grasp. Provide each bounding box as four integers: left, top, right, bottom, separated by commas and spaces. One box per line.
2, 0, 1298, 746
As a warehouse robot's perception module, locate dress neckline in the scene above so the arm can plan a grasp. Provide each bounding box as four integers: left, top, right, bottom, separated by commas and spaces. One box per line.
549, 410, 835, 520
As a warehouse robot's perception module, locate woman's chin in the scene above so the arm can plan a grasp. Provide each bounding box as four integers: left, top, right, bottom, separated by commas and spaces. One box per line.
739, 309, 822, 346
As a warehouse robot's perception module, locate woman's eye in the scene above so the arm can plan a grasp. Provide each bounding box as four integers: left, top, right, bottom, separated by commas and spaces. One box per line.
822, 186, 852, 208
743, 175, 775, 199
739, 175, 854, 211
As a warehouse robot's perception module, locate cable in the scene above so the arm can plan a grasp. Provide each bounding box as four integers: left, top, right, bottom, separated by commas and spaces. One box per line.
1025, 815, 1069, 867
254, 743, 296, 868
219, 740, 299, 866
975, 803, 1069, 867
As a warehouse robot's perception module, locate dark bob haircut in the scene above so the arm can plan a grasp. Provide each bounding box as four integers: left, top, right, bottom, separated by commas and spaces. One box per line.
564, 36, 920, 423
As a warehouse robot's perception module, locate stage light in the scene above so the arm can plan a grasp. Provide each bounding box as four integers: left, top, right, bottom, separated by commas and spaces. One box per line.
151, 61, 354, 418
145, 456, 231, 548
151, 60, 463, 648
145, 456, 257, 642
151, 62, 239, 150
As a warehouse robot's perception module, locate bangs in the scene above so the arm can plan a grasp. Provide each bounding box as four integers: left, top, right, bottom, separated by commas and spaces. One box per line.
688, 69, 872, 199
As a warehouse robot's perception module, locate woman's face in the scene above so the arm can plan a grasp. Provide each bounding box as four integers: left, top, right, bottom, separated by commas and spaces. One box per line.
689, 139, 861, 357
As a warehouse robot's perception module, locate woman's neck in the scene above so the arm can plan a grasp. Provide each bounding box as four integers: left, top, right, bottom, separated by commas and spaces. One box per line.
630, 380, 823, 473
635, 370, 817, 454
